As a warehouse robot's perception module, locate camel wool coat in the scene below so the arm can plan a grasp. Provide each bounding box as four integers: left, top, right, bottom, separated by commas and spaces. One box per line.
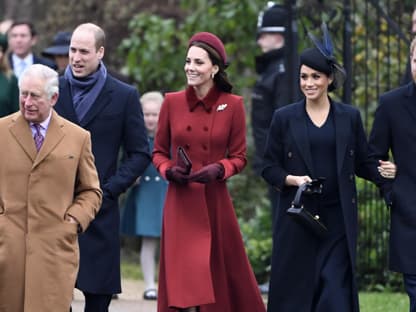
0, 111, 102, 312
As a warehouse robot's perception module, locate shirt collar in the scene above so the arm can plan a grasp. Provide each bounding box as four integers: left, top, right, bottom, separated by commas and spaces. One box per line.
185, 85, 222, 112
30, 110, 52, 130
12, 53, 34, 66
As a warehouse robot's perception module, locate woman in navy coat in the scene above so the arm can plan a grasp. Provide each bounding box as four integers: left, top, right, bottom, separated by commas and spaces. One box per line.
262, 33, 394, 311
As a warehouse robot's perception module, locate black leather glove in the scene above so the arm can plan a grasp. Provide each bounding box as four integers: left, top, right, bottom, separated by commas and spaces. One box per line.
166, 165, 190, 185
188, 163, 224, 184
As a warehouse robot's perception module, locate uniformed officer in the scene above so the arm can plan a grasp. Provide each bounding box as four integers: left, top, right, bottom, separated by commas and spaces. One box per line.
251, 2, 292, 295
252, 3, 291, 178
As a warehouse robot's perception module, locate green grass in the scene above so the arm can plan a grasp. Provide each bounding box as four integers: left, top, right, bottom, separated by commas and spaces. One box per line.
359, 292, 408, 312
121, 260, 143, 280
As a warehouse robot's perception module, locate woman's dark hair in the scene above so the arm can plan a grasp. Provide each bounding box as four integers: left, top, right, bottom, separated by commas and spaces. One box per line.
190, 41, 233, 93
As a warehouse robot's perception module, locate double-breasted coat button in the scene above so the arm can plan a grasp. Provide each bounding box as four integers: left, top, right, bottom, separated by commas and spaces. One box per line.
155, 176, 161, 182
144, 176, 151, 181
202, 144, 207, 150
349, 174, 354, 181
350, 149, 354, 156
203, 126, 208, 131
185, 144, 190, 149
288, 152, 293, 158
352, 197, 356, 204
187, 125, 192, 131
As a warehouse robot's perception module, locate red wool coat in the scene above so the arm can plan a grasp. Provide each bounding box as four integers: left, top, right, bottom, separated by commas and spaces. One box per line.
153, 86, 265, 312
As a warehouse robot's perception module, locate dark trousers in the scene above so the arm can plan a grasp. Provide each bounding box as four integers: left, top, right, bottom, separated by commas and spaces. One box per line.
83, 292, 112, 312
404, 274, 416, 312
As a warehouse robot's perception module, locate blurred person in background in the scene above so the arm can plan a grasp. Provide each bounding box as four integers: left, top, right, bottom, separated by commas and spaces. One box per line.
0, 33, 19, 116
0, 19, 13, 34
42, 31, 71, 75
7, 21, 56, 79
251, 2, 292, 294
121, 91, 167, 301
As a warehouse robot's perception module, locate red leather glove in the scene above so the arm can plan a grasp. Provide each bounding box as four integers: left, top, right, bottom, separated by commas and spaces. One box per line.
188, 163, 224, 184
166, 166, 189, 185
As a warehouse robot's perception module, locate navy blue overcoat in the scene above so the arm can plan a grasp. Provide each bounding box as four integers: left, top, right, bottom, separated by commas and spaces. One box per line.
369, 82, 416, 274
54, 74, 150, 293
262, 99, 386, 312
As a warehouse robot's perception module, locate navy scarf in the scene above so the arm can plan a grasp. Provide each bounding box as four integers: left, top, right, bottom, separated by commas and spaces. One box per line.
64, 61, 107, 122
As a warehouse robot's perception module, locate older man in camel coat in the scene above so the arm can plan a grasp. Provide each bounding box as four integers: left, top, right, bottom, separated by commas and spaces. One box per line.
0, 64, 102, 312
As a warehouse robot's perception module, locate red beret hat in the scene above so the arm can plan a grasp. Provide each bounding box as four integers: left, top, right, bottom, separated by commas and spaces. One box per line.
188, 32, 227, 66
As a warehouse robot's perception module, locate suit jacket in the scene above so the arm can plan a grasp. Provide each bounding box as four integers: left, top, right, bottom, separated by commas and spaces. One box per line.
262, 99, 386, 312
369, 82, 416, 274
54, 73, 150, 293
9, 53, 57, 71
0, 110, 102, 312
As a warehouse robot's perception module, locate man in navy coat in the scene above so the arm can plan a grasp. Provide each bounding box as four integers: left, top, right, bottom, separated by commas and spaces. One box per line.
54, 23, 150, 311
369, 36, 416, 312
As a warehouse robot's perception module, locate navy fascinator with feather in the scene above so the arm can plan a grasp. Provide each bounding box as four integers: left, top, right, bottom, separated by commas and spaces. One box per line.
300, 22, 346, 92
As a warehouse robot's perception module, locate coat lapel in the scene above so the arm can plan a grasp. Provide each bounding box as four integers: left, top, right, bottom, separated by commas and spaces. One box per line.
33, 111, 65, 168
290, 101, 315, 176
58, 80, 79, 123
403, 82, 416, 122
9, 112, 37, 162
78, 78, 112, 127
333, 102, 350, 176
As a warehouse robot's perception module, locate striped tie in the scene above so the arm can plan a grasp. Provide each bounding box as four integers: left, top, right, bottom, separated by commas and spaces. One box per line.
33, 124, 44, 152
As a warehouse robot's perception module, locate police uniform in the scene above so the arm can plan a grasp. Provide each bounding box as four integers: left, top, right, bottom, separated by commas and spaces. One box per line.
251, 4, 291, 219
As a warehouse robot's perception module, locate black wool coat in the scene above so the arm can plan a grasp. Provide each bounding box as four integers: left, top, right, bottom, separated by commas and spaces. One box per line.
262, 99, 387, 312
369, 82, 416, 274
55, 73, 151, 293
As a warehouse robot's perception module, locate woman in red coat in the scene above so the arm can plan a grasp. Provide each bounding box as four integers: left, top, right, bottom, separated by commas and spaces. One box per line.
153, 32, 265, 312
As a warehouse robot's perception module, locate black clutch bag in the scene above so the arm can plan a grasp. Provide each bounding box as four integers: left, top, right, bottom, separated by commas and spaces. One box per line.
286, 178, 328, 239
176, 146, 192, 174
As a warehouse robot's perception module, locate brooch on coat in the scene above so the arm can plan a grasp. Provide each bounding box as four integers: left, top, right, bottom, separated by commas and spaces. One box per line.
217, 103, 228, 111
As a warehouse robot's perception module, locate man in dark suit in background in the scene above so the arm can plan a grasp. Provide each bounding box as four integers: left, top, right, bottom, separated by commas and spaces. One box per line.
7, 21, 56, 79
54, 23, 150, 311
369, 36, 416, 312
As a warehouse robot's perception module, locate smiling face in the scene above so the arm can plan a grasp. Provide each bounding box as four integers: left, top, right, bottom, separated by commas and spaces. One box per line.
299, 65, 332, 103
69, 27, 104, 78
184, 46, 218, 93
19, 75, 57, 123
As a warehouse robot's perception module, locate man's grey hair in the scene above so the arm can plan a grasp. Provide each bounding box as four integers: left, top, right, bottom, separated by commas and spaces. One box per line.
19, 64, 59, 99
